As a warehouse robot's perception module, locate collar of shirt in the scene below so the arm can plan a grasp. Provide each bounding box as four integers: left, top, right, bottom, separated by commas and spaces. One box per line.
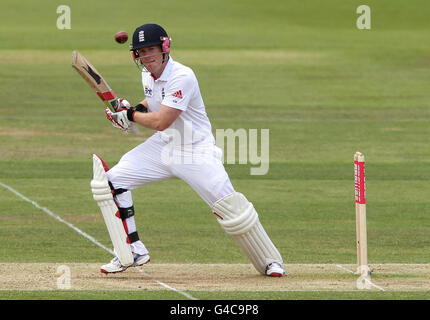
152, 56, 174, 82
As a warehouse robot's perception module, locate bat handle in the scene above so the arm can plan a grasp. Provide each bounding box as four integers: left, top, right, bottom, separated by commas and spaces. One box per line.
129, 123, 139, 134
110, 98, 121, 112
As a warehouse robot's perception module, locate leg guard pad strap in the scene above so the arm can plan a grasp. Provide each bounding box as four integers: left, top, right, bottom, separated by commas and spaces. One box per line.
128, 231, 140, 243
108, 181, 128, 196
118, 206, 135, 220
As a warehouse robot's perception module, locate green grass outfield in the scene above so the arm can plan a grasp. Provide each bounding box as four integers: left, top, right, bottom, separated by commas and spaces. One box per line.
0, 0, 429, 300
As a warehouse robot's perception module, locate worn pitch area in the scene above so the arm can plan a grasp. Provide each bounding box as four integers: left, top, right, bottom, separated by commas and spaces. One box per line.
0, 263, 429, 291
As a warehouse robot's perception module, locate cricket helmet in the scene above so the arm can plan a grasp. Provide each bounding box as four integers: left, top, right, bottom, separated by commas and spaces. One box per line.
130, 23, 171, 57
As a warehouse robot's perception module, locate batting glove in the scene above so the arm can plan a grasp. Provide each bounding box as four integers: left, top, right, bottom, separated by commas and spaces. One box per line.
118, 98, 131, 110
105, 108, 131, 132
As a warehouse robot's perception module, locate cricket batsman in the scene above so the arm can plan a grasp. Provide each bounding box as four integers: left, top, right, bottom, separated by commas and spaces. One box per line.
91, 23, 285, 277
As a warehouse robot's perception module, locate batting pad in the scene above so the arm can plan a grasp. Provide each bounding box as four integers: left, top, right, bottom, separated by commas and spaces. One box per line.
91, 154, 134, 267
212, 192, 283, 274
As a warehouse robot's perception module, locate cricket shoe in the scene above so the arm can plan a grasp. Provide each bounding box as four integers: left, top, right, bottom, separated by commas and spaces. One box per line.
100, 253, 150, 274
265, 262, 285, 277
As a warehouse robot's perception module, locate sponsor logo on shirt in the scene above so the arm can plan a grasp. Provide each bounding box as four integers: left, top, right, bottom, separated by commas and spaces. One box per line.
172, 90, 183, 99
144, 85, 153, 97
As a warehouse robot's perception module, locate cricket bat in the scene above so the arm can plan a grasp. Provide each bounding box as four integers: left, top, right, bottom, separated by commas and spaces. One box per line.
71, 50, 138, 133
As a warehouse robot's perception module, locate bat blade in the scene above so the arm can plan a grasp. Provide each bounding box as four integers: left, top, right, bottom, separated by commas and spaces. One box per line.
71, 50, 138, 133
71, 50, 120, 112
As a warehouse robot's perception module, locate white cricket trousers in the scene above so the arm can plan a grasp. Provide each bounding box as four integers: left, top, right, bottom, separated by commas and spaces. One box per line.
106, 132, 235, 254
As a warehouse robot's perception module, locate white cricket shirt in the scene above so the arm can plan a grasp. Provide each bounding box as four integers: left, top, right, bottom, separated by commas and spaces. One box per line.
141, 57, 214, 144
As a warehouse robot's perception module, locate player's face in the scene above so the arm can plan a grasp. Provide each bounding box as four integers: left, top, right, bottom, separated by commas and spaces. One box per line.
137, 46, 164, 74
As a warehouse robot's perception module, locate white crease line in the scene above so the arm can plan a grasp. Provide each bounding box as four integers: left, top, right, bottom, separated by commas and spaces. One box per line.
363, 277, 385, 291
135, 269, 198, 300
335, 264, 355, 274
336, 264, 386, 291
0, 181, 198, 300
0, 182, 114, 255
